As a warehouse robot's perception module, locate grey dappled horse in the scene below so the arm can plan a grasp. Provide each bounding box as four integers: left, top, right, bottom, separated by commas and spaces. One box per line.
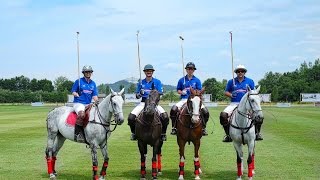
45, 88, 124, 180
229, 86, 263, 180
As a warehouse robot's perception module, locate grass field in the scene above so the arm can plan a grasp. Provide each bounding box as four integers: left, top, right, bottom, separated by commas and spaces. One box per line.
0, 105, 319, 180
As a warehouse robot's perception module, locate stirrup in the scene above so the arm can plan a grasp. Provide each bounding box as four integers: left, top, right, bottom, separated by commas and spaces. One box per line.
202, 129, 208, 136
170, 128, 177, 135
75, 134, 85, 143
130, 133, 137, 141
222, 135, 232, 142
161, 134, 167, 141
256, 133, 263, 141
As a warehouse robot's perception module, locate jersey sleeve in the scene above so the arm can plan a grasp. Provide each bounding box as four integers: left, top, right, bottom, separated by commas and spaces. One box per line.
71, 79, 79, 93
177, 77, 183, 91
225, 79, 234, 92
92, 82, 98, 96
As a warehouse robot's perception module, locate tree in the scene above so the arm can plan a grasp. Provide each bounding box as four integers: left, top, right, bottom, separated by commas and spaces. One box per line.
54, 76, 73, 92
127, 83, 136, 93
38, 79, 54, 92
119, 84, 125, 92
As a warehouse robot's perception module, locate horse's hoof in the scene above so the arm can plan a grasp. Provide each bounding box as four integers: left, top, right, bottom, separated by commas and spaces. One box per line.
236, 176, 242, 180
99, 176, 105, 180
195, 175, 201, 180
49, 173, 56, 180
248, 177, 253, 180
158, 171, 162, 175
178, 175, 184, 180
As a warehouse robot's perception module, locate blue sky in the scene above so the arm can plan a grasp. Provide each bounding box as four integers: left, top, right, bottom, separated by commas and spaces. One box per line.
1, 0, 319, 86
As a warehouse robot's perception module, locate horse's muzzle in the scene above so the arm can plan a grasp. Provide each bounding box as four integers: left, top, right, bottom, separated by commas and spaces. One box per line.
115, 113, 124, 125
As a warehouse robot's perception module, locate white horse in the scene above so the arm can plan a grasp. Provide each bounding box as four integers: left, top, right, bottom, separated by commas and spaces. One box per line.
45, 88, 125, 180
229, 86, 264, 180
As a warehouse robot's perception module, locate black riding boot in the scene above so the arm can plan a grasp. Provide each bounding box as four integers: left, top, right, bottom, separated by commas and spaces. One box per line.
201, 107, 209, 136
128, 113, 137, 141
255, 123, 263, 141
74, 111, 85, 143
170, 106, 179, 135
220, 112, 232, 142
160, 112, 169, 141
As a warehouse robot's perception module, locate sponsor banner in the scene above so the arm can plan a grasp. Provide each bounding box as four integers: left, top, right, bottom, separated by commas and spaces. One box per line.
31, 102, 44, 106
125, 93, 141, 103
260, 94, 271, 103
276, 103, 291, 107
204, 102, 218, 107
67, 95, 74, 103
203, 94, 212, 102
301, 93, 320, 102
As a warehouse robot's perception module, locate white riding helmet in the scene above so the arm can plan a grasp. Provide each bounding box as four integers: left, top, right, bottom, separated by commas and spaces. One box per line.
82, 65, 93, 73
234, 64, 247, 73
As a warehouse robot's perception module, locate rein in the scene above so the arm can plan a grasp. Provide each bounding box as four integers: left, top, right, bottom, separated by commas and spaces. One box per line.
90, 95, 120, 133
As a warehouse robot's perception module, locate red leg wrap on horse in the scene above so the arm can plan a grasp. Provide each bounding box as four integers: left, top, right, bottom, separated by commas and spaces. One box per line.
152, 161, 157, 169
157, 154, 162, 171
103, 161, 108, 168
248, 162, 254, 177
252, 154, 255, 169
141, 161, 145, 167
46, 157, 53, 174
141, 170, 146, 175
94, 175, 99, 180
92, 165, 98, 172
52, 156, 56, 171
194, 160, 200, 175
179, 162, 185, 175
237, 162, 242, 176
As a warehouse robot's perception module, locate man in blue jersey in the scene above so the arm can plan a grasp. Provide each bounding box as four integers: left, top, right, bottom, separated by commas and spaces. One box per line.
127, 64, 169, 141
71, 65, 98, 143
170, 62, 210, 136
220, 64, 263, 142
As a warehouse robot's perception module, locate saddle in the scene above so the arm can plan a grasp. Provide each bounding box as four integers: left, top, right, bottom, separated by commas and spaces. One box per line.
66, 104, 93, 127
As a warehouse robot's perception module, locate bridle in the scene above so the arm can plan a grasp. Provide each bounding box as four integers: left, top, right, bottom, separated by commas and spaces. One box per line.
90, 94, 123, 133
231, 92, 262, 134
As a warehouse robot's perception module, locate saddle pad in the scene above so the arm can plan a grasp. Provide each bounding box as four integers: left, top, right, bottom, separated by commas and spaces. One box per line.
66, 112, 77, 127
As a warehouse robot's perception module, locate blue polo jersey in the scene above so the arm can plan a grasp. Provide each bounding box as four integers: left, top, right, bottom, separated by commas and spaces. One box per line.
136, 77, 163, 100
177, 75, 202, 99
71, 77, 98, 104
225, 76, 255, 103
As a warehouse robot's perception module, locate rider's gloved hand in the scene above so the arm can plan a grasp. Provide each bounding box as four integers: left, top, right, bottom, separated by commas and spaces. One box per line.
136, 93, 142, 99
181, 90, 187, 95
231, 91, 237, 98
140, 89, 145, 95
94, 100, 100, 106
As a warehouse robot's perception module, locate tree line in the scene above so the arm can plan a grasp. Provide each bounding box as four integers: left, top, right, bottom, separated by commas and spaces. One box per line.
0, 59, 319, 103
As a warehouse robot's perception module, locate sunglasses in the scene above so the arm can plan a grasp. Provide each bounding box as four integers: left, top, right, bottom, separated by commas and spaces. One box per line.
236, 70, 245, 73
186, 68, 194, 70
84, 71, 92, 73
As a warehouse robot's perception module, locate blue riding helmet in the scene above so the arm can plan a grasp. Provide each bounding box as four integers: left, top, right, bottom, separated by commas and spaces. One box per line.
185, 62, 196, 70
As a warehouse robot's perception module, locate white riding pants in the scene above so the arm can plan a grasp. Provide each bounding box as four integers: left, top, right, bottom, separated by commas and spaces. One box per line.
131, 102, 166, 116
73, 103, 86, 115
222, 103, 239, 116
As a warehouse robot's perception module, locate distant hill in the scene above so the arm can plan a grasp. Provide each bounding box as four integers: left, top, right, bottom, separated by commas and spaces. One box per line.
105, 79, 175, 93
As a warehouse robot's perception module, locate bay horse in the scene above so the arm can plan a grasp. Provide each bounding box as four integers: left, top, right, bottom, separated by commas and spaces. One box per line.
135, 89, 163, 180
45, 88, 125, 180
176, 87, 205, 180
229, 86, 264, 180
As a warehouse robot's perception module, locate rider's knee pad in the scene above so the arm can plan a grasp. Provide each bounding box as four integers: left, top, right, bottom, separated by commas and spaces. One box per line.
201, 107, 210, 122
170, 105, 179, 118
219, 112, 229, 126
127, 113, 136, 126
255, 117, 264, 125
160, 112, 169, 125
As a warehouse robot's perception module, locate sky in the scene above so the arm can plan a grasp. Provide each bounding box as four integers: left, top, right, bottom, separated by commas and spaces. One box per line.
1, 0, 320, 86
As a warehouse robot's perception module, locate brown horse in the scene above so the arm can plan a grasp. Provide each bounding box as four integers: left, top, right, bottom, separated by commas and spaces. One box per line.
135, 90, 163, 180
176, 87, 205, 180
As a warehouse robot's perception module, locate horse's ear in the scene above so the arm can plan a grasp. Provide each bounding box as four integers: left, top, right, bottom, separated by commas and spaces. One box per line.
246, 85, 252, 92
119, 88, 125, 95
201, 87, 205, 94
256, 86, 261, 93
110, 88, 115, 95
190, 86, 194, 94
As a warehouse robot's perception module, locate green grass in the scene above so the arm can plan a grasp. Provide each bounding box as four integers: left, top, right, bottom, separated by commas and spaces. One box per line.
0, 105, 319, 179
